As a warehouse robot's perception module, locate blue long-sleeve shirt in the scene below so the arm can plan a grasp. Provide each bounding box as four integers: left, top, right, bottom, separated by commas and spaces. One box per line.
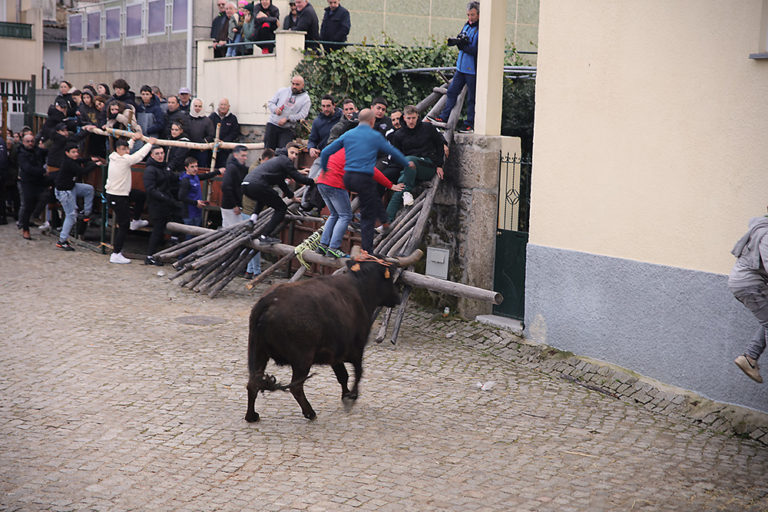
320, 123, 409, 175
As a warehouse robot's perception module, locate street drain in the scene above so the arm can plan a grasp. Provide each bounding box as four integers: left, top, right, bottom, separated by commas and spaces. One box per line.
175, 315, 226, 326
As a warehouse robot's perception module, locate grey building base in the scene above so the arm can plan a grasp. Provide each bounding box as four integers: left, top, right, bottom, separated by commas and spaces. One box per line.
524, 244, 768, 413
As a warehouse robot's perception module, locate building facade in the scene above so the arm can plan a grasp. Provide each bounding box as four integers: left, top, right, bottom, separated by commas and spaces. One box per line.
526, 0, 768, 413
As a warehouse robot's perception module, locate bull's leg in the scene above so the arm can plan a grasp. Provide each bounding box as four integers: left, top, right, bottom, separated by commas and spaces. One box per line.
348, 359, 363, 401
289, 365, 316, 420
331, 363, 351, 399
245, 348, 269, 423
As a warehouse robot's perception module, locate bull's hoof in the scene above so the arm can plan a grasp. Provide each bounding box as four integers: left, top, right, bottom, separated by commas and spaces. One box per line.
304, 410, 317, 420
245, 411, 260, 422
343, 391, 358, 401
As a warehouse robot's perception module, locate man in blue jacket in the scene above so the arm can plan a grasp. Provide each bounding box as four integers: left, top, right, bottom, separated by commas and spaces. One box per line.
429, 1, 479, 133
320, 108, 415, 253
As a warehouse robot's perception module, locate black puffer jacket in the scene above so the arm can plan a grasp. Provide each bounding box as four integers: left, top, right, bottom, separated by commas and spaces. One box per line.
143, 158, 182, 217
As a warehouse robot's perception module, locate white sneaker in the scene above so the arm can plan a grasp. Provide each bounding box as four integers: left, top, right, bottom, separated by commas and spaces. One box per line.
375, 225, 385, 234
38, 221, 51, 233
403, 191, 414, 206
130, 219, 149, 230
109, 252, 131, 264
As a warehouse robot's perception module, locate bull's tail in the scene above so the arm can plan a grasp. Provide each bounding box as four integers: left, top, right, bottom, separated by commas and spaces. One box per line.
256, 372, 316, 393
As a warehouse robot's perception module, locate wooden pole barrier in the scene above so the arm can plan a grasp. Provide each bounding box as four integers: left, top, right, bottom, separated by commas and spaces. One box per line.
165, 222, 502, 304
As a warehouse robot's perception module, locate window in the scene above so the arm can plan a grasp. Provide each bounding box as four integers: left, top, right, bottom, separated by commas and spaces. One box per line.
87, 12, 100, 43
126, 3, 142, 38
69, 14, 83, 46
172, 0, 187, 32
105, 8, 120, 40
148, 0, 165, 35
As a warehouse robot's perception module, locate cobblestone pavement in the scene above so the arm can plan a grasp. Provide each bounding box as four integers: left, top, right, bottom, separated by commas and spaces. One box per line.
2, 225, 767, 511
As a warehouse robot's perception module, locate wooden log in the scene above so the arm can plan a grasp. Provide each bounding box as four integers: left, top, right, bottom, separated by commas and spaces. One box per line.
376, 211, 420, 255
208, 248, 254, 298
415, 85, 446, 113
245, 252, 295, 290
86, 126, 264, 150
389, 286, 413, 345
289, 265, 307, 282
194, 247, 245, 292
374, 307, 393, 343
373, 193, 426, 247
164, 223, 502, 303
207, 123, 222, 203
403, 176, 440, 255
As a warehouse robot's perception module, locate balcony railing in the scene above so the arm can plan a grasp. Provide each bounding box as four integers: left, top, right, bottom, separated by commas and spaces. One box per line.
0, 22, 32, 39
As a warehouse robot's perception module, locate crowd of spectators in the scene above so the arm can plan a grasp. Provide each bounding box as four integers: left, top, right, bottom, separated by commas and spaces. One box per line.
0, 0, 475, 270
211, 0, 349, 57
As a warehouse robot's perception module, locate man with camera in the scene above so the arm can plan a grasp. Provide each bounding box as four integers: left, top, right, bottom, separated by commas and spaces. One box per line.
428, 1, 479, 134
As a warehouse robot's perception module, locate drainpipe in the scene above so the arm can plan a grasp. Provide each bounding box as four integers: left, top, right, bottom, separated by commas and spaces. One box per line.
186, 0, 193, 91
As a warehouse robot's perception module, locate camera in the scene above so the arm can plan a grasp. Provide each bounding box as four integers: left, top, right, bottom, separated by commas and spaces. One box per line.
447, 32, 470, 49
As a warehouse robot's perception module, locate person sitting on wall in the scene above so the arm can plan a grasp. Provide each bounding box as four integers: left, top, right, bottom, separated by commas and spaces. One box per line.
326, 98, 358, 145
383, 105, 445, 223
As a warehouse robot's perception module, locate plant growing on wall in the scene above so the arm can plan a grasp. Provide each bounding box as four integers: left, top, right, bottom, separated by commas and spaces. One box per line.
294, 40, 535, 153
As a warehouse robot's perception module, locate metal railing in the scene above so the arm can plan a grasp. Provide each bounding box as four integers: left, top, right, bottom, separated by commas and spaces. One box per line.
0, 21, 32, 39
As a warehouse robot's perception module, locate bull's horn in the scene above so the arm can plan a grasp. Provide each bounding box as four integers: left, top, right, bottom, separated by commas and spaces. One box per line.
386, 249, 423, 267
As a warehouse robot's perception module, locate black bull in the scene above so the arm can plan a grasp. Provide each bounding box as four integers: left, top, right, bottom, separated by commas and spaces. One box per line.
245, 256, 418, 422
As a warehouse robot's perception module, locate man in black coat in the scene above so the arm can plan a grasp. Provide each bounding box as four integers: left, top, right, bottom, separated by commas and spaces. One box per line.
211, 0, 229, 58
163, 96, 190, 139
143, 145, 183, 265
0, 136, 8, 224
290, 0, 320, 51
241, 142, 314, 244
209, 98, 240, 166
320, 0, 350, 53
16, 133, 49, 239
219, 145, 249, 228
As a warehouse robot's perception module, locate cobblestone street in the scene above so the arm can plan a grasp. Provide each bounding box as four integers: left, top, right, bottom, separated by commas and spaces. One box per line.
2, 225, 767, 511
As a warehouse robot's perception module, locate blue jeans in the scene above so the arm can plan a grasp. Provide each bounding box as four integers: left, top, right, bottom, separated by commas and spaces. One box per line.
226, 34, 241, 57
317, 183, 352, 249
237, 212, 261, 274
55, 183, 94, 242
439, 71, 477, 125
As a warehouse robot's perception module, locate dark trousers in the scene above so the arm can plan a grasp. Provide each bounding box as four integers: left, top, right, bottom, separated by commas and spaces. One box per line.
343, 171, 386, 253
108, 194, 130, 254
129, 189, 146, 220
439, 71, 477, 125
263, 122, 294, 150
147, 207, 172, 256
244, 182, 286, 237
19, 183, 47, 231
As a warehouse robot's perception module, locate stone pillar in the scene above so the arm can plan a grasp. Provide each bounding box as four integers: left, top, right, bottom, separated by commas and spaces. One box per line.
425, 134, 518, 319
474, 0, 506, 136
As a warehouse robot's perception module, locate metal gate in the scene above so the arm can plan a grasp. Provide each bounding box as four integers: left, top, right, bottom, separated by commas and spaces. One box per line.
493, 152, 531, 320
0, 76, 34, 138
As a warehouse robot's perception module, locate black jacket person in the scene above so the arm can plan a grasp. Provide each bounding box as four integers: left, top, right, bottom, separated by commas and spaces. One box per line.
241, 142, 313, 243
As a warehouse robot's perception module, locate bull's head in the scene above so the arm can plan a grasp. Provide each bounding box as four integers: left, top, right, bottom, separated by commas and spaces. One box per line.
346, 250, 423, 308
